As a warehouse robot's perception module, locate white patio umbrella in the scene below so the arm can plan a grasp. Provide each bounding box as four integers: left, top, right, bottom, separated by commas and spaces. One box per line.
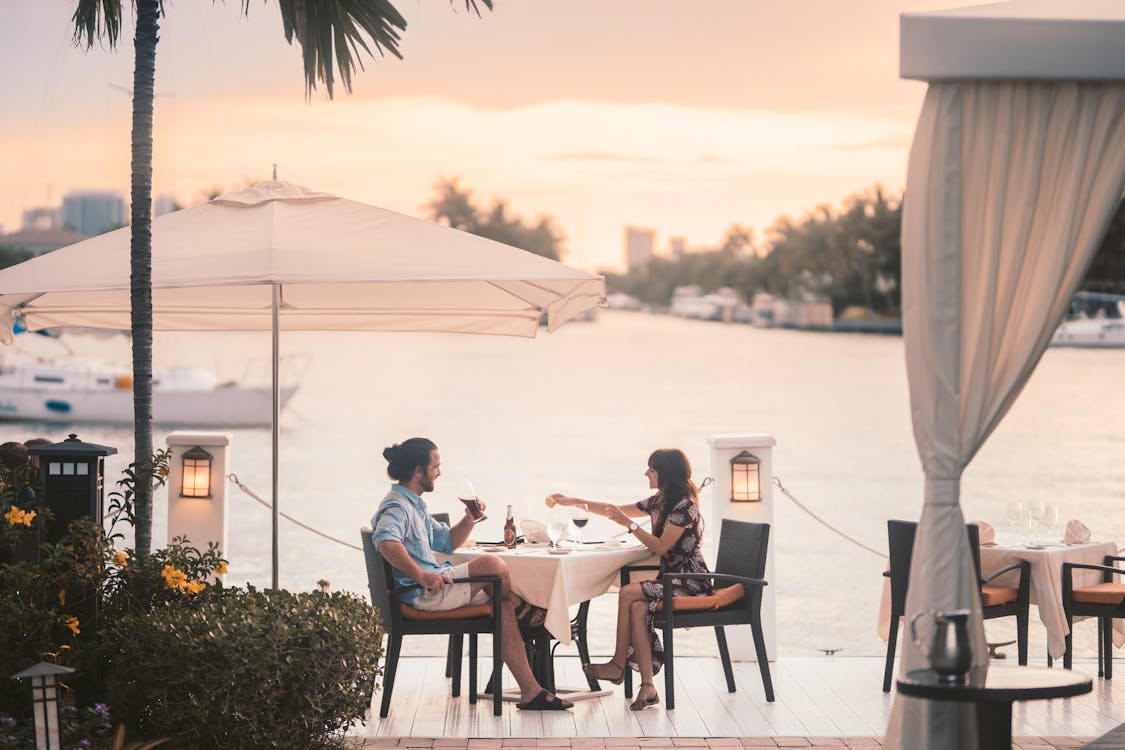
891, 3, 1125, 748
0, 180, 607, 586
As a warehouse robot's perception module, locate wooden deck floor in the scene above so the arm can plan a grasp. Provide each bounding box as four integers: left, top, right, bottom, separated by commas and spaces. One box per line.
352, 656, 1121, 741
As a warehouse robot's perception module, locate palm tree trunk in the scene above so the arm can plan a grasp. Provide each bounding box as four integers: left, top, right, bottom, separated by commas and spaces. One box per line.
130, 0, 159, 557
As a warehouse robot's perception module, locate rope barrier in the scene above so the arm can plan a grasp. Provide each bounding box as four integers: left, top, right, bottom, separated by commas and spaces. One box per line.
227, 473, 362, 551
224, 470, 885, 560
773, 476, 887, 559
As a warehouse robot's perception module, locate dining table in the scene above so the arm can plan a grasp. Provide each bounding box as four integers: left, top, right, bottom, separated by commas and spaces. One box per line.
440, 539, 656, 644
439, 539, 656, 701
876, 538, 1123, 660
979, 538, 1123, 659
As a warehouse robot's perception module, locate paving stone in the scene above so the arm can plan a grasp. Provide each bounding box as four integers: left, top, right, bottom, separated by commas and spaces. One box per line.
739, 740, 779, 747
672, 740, 710, 746
706, 740, 743, 746
775, 740, 812, 748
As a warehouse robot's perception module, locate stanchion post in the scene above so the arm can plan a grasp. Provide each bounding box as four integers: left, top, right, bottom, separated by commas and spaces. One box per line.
166, 432, 231, 575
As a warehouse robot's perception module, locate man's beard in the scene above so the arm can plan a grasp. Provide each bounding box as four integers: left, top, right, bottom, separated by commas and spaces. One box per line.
421, 476, 435, 493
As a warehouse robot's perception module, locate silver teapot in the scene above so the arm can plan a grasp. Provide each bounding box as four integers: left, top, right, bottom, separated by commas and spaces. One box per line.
911, 609, 972, 684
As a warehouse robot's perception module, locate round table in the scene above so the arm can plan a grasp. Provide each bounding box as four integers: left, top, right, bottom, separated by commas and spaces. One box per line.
897, 666, 1091, 749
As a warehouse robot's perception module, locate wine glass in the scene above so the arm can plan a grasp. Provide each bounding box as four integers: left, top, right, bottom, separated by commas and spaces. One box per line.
1027, 499, 1046, 545
1042, 504, 1061, 543
1015, 507, 1035, 546
570, 504, 589, 544
546, 520, 567, 549
1005, 500, 1026, 541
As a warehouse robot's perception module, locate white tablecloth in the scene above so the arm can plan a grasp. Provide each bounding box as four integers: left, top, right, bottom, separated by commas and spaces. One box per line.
980, 540, 1122, 659
877, 540, 1122, 659
441, 543, 655, 644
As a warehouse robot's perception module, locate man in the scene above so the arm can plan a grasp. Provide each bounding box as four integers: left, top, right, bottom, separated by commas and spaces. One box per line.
371, 437, 572, 711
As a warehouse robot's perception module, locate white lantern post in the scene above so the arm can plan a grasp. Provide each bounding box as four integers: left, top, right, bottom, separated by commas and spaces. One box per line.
11, 662, 75, 750
708, 432, 776, 661
166, 432, 231, 569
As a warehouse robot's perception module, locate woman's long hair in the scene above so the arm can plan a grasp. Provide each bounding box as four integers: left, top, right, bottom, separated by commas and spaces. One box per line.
649, 448, 698, 533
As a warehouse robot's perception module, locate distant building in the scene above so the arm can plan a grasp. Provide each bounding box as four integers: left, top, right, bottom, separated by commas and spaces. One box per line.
624, 226, 655, 271
669, 236, 687, 259
154, 194, 178, 217
61, 190, 126, 236
21, 206, 59, 231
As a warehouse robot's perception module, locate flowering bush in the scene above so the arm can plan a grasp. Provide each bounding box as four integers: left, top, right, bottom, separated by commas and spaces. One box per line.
0, 703, 112, 749
2, 450, 383, 749
0, 517, 111, 713
102, 588, 382, 750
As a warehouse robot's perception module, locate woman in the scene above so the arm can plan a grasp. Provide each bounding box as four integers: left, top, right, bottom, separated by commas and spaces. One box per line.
545, 448, 711, 710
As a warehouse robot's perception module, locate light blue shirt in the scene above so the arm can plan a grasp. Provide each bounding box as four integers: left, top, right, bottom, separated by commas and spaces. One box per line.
371, 484, 454, 605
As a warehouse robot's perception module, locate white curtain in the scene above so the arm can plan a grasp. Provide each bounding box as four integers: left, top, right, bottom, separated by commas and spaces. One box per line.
886, 80, 1125, 750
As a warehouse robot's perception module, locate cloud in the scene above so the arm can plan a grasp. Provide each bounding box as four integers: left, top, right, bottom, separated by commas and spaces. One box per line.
547, 151, 735, 165
823, 137, 911, 152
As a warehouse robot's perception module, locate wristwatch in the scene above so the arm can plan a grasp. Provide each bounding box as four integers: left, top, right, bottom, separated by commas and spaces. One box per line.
627, 521, 639, 534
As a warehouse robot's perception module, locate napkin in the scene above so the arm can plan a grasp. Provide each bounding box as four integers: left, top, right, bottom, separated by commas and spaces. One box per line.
1064, 519, 1092, 545
520, 519, 550, 544
974, 521, 996, 546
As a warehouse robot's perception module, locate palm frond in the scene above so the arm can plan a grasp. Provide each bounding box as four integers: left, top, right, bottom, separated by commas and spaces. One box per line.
273, 0, 490, 100
71, 0, 125, 48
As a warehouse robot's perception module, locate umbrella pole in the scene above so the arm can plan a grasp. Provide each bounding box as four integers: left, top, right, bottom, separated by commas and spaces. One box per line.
271, 283, 280, 589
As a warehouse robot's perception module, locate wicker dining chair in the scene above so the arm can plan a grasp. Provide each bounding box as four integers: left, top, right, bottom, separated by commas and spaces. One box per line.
360, 528, 503, 717
882, 519, 1030, 692
1063, 554, 1125, 678
618, 518, 774, 709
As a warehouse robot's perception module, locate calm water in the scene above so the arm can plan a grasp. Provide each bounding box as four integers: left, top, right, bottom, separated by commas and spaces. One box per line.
19, 312, 1125, 659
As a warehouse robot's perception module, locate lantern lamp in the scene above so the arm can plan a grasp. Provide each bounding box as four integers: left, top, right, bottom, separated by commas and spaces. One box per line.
729, 450, 761, 502
181, 446, 213, 498
11, 662, 75, 750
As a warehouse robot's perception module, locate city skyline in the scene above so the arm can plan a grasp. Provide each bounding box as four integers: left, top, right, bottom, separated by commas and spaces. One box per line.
1, 1, 949, 271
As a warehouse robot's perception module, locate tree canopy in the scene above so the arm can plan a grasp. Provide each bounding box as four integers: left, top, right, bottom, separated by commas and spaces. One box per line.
425, 178, 565, 261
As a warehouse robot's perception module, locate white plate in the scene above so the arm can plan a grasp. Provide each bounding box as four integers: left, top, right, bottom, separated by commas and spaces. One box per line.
548, 548, 571, 555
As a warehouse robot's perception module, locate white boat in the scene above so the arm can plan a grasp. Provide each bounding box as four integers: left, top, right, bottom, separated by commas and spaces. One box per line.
1050, 292, 1125, 348
0, 353, 297, 426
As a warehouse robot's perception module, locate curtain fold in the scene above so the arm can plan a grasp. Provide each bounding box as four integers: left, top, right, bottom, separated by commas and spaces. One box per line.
886, 80, 1125, 750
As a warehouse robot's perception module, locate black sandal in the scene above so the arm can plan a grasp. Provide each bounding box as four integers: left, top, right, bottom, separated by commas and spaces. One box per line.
629, 682, 659, 711
582, 660, 626, 685
516, 690, 573, 711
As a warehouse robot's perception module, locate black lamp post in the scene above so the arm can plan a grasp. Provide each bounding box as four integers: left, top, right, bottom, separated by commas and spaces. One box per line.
729, 450, 762, 502
27, 434, 116, 545
11, 662, 75, 750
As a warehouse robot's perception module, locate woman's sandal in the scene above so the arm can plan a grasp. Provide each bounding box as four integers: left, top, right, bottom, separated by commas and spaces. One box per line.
582, 660, 626, 685
629, 682, 659, 711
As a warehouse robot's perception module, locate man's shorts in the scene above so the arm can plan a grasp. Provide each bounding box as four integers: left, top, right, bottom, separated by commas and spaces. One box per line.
411, 561, 492, 611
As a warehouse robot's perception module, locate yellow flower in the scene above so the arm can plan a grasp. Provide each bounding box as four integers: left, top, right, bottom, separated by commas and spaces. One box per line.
19, 510, 35, 527
160, 564, 187, 590
213, 561, 228, 575
58, 589, 66, 606
183, 580, 206, 595
113, 552, 128, 567
64, 616, 80, 636
5, 507, 25, 526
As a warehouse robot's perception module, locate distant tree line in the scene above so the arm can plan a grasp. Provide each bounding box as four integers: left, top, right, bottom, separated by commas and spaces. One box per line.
605, 186, 1125, 316
424, 177, 565, 261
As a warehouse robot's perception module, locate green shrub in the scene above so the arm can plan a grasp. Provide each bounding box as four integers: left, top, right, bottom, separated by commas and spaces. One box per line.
0, 518, 110, 713
102, 588, 383, 750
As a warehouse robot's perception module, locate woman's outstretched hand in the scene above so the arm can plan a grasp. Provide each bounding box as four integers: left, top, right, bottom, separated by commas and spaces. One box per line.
605, 506, 630, 527
545, 493, 567, 508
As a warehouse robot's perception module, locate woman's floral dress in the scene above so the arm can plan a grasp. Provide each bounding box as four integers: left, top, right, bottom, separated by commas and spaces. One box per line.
629, 494, 711, 674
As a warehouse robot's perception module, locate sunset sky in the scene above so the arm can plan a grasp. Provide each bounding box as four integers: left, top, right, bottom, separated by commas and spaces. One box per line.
1, 1, 952, 271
